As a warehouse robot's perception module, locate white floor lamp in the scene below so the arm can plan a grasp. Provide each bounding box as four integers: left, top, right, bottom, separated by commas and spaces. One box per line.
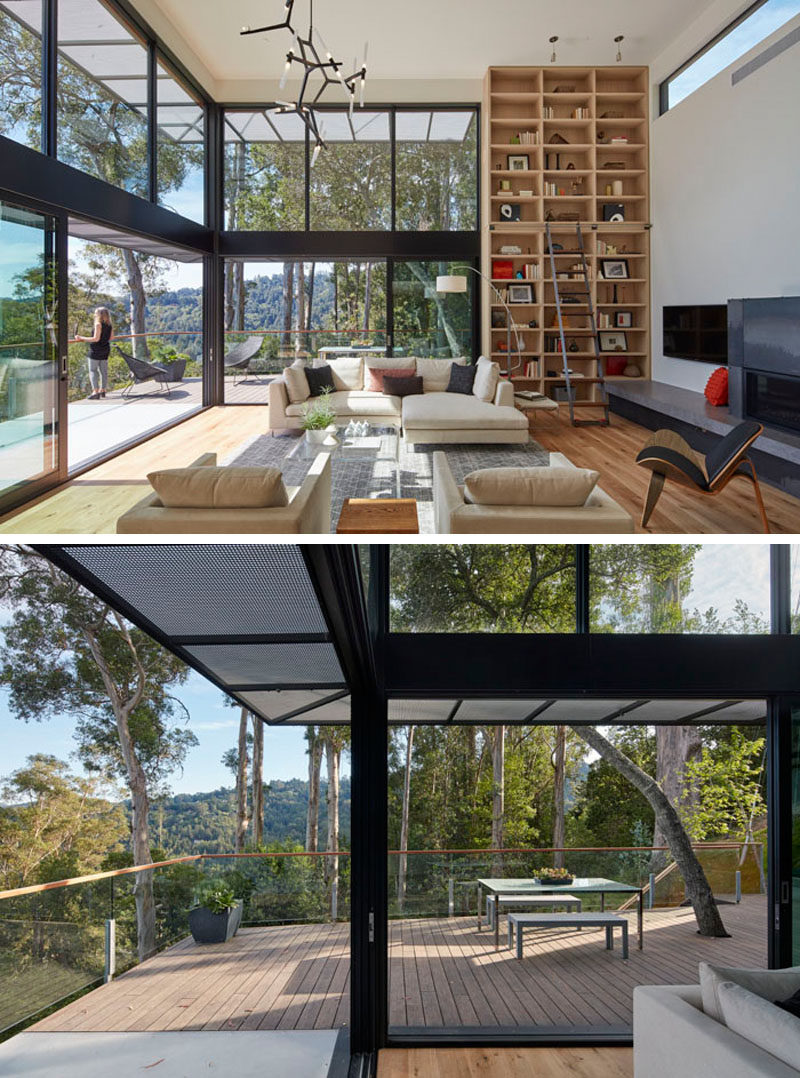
436, 269, 524, 373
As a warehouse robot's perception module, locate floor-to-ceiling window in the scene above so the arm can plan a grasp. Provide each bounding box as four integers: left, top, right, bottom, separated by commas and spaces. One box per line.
0, 0, 43, 152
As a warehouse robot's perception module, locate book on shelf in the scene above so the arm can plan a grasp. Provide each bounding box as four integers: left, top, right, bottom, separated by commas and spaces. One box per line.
517, 130, 539, 144
523, 263, 541, 280
570, 107, 589, 119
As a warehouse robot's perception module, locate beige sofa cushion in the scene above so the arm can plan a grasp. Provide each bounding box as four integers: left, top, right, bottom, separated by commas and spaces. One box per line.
321, 355, 364, 390
284, 363, 310, 403
285, 390, 402, 418
148, 466, 289, 509
402, 391, 527, 430
473, 355, 500, 402
365, 356, 416, 371
718, 981, 800, 1071
416, 356, 467, 392
700, 964, 800, 1023
464, 466, 599, 506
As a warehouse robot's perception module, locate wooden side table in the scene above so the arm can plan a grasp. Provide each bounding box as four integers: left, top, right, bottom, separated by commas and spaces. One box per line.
336, 498, 419, 534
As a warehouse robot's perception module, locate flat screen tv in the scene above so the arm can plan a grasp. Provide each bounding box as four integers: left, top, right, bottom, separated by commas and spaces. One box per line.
663, 304, 728, 364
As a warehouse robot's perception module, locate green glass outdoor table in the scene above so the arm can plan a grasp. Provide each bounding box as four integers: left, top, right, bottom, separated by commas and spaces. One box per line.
476, 876, 645, 950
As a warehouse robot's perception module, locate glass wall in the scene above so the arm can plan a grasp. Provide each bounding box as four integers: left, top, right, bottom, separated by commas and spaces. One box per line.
57, 0, 149, 197
223, 110, 306, 231
395, 110, 478, 231
309, 111, 391, 231
0, 0, 42, 151
792, 546, 800, 633
393, 260, 473, 358
0, 200, 59, 498
590, 544, 771, 633
156, 57, 205, 223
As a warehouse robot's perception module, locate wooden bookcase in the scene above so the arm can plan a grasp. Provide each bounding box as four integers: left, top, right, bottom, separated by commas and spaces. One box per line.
481, 66, 650, 402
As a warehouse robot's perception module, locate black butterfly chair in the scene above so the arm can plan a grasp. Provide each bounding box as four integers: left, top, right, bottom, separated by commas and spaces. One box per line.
115, 347, 182, 399
635, 420, 769, 533
224, 336, 263, 385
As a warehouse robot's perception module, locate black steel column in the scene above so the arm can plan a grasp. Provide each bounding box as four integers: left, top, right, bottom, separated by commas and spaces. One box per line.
147, 42, 158, 204
771, 545, 792, 634
42, 0, 57, 157
769, 545, 793, 967
576, 544, 590, 633
206, 102, 223, 405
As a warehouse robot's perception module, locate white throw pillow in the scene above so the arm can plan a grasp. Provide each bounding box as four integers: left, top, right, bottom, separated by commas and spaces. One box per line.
326, 356, 364, 391
416, 356, 467, 393
472, 355, 500, 402
284, 363, 310, 404
464, 466, 599, 507
699, 963, 800, 1023
148, 466, 289, 509
718, 981, 800, 1070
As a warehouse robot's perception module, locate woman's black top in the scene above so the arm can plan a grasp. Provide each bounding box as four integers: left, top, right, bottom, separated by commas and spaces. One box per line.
89, 322, 112, 361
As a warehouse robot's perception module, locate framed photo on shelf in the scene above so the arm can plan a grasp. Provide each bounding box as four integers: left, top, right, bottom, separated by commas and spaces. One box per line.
507, 283, 535, 304
615, 311, 633, 328
507, 154, 530, 171
600, 258, 630, 280
491, 309, 508, 329
599, 330, 628, 352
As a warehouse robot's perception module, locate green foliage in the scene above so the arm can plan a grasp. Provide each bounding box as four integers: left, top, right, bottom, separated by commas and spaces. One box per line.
570, 727, 656, 849
681, 728, 766, 841
192, 883, 238, 913
300, 388, 337, 430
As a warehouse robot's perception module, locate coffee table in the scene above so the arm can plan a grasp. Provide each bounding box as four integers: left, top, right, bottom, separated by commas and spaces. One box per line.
291, 423, 401, 497
336, 497, 419, 534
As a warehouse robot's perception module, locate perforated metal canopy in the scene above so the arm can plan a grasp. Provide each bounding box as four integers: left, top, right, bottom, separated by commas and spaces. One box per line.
388, 698, 767, 726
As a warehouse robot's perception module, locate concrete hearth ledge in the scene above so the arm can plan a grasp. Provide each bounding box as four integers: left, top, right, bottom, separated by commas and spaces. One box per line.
607, 380, 800, 466
0, 1029, 342, 1078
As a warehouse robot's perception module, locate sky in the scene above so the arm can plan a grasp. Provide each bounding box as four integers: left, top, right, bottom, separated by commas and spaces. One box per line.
0, 543, 791, 799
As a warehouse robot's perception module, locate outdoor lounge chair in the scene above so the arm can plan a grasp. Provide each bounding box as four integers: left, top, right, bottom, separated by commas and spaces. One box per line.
115, 347, 184, 399
224, 336, 263, 384
635, 419, 769, 532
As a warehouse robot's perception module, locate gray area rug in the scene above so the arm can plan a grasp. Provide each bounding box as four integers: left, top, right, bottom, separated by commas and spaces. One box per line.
225, 432, 549, 533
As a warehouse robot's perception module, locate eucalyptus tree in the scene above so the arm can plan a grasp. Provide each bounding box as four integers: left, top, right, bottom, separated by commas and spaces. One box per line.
0, 546, 196, 959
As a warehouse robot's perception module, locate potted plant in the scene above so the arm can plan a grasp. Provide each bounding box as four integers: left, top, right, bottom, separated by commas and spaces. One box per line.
299, 387, 338, 446
188, 883, 243, 944
533, 866, 575, 885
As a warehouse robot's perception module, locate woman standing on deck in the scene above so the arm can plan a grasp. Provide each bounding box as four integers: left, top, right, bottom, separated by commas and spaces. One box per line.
75, 307, 113, 400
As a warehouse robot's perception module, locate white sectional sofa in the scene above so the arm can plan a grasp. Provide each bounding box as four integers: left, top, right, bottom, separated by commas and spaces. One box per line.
268, 354, 529, 445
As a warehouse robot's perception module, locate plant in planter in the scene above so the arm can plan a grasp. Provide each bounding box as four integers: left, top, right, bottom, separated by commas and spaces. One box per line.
188, 883, 243, 944
533, 866, 575, 884
299, 388, 338, 445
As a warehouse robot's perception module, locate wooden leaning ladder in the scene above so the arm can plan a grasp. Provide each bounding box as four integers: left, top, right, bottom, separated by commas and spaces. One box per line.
545, 221, 610, 427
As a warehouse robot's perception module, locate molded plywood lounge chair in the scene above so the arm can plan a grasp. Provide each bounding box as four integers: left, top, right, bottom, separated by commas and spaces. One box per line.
115, 347, 184, 399
635, 420, 769, 532
224, 336, 263, 384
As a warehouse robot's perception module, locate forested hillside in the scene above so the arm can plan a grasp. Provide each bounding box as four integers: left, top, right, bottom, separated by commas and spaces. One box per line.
152, 778, 352, 856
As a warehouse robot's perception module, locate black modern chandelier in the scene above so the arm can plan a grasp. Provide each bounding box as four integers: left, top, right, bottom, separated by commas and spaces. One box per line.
240, 0, 369, 161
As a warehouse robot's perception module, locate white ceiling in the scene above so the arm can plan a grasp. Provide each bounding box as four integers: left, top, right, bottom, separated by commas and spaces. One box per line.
132, 0, 722, 93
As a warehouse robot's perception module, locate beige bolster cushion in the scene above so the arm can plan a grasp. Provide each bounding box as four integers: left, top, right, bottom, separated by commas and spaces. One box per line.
148, 466, 289, 508
464, 466, 599, 506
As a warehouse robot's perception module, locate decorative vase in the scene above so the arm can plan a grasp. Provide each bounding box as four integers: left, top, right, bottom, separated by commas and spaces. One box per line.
305, 425, 337, 446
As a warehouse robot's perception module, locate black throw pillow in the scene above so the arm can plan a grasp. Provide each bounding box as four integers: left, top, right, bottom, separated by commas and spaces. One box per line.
306, 364, 336, 397
446, 363, 476, 394
382, 374, 423, 398
775, 989, 800, 1019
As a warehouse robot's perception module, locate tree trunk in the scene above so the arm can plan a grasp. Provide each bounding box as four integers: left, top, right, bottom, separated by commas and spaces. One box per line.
651, 726, 703, 870
325, 738, 340, 898
484, 726, 505, 872
571, 725, 729, 937
552, 725, 566, 869
282, 263, 294, 357
306, 728, 322, 853
251, 715, 264, 847
235, 707, 249, 853
306, 262, 315, 337
121, 249, 149, 359
397, 725, 415, 910
363, 262, 372, 333
296, 262, 305, 355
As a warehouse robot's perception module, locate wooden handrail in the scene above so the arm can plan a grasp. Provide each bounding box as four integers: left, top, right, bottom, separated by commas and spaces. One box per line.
0, 843, 755, 901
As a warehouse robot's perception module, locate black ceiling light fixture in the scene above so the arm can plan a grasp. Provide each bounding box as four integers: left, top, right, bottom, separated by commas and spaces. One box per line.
615, 34, 625, 63
240, 0, 369, 162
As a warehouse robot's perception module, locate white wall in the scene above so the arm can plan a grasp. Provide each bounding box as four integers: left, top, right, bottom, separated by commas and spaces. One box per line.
650, 11, 800, 392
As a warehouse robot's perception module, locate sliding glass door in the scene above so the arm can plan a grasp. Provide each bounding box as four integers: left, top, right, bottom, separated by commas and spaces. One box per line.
0, 200, 61, 505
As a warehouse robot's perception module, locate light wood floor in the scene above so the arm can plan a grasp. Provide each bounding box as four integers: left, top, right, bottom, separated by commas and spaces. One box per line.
378, 1047, 633, 1078
2, 403, 798, 533
31, 899, 765, 1035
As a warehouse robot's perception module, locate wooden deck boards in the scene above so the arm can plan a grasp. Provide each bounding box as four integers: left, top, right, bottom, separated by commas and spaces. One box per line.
31, 898, 766, 1034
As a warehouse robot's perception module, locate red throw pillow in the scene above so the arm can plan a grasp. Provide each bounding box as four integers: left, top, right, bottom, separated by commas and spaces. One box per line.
704, 367, 729, 406
605, 356, 627, 376
366, 366, 413, 393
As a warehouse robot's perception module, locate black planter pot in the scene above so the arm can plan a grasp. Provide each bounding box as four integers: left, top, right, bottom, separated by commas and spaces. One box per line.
188, 899, 243, 944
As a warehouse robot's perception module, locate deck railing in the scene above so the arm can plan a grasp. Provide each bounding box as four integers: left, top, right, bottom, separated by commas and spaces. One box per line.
0, 842, 762, 1038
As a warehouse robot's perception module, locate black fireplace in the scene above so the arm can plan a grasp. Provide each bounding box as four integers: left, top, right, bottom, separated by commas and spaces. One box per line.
728, 296, 800, 436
